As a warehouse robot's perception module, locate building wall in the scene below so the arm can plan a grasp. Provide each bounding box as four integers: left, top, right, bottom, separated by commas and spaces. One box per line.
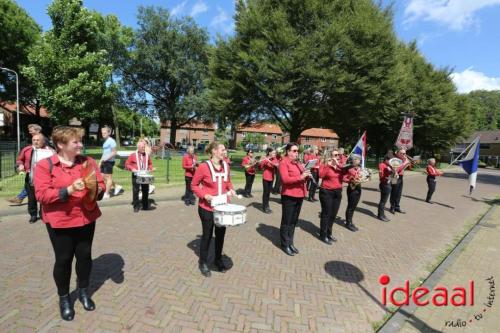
479, 143, 500, 156
160, 127, 215, 146
300, 136, 339, 150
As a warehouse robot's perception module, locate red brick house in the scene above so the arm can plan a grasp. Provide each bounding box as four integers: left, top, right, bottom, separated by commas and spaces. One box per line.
0, 101, 50, 139
160, 120, 216, 147
236, 123, 283, 148
298, 128, 339, 150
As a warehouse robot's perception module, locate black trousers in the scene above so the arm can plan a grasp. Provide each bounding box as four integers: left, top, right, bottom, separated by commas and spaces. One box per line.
378, 183, 391, 217
46, 222, 95, 296
390, 175, 404, 209
183, 176, 195, 203
198, 206, 226, 264
272, 170, 281, 194
426, 177, 436, 202
132, 174, 149, 209
244, 172, 255, 195
25, 173, 38, 218
280, 195, 303, 247
308, 169, 319, 199
346, 185, 362, 224
262, 179, 273, 209
319, 188, 342, 236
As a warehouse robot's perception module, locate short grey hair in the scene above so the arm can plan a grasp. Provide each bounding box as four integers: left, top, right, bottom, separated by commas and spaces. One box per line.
28, 124, 42, 132
428, 158, 436, 164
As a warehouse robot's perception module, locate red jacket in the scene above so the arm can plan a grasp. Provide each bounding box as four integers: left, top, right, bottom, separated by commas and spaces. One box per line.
279, 156, 307, 198
343, 166, 361, 183
224, 156, 231, 166
379, 162, 393, 185
124, 152, 153, 172
319, 164, 344, 190
182, 153, 198, 177
191, 161, 234, 212
34, 155, 106, 228
259, 157, 278, 181
16, 145, 34, 172
242, 155, 256, 174
426, 165, 443, 177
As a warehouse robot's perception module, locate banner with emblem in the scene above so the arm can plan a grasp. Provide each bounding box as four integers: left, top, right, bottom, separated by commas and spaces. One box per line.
395, 115, 413, 150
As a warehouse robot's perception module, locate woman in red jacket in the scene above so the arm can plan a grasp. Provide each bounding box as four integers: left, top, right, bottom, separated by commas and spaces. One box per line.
259, 148, 279, 214
191, 142, 236, 277
35, 126, 105, 321
343, 154, 362, 232
318, 150, 345, 245
181, 146, 198, 206
125, 139, 154, 212
279, 143, 311, 256
425, 158, 443, 203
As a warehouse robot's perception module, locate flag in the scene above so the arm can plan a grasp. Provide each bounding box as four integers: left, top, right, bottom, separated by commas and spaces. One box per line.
395, 116, 413, 150
351, 131, 367, 169
458, 136, 480, 194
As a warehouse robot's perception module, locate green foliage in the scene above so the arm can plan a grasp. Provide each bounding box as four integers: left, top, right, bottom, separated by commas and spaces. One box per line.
0, 0, 41, 103
123, 6, 210, 144
466, 90, 500, 130
115, 107, 159, 138
22, 0, 113, 125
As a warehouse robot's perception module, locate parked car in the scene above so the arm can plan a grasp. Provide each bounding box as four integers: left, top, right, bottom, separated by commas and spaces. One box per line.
121, 139, 132, 146
164, 143, 175, 150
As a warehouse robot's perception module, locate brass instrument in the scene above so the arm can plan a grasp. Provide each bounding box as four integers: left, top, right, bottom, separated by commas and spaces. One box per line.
349, 168, 372, 189
388, 158, 403, 185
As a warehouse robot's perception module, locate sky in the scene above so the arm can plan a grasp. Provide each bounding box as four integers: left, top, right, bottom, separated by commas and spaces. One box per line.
14, 0, 500, 94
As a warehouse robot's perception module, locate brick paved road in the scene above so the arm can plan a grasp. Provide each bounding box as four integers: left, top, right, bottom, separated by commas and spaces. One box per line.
0, 169, 499, 332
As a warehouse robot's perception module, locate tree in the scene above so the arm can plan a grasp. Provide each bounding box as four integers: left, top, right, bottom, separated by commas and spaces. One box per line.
22, 0, 113, 125
0, 0, 41, 105
123, 6, 210, 144
209, 0, 397, 142
466, 90, 500, 130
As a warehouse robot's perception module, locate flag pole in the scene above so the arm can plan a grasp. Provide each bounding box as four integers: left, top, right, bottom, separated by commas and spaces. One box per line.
445, 137, 478, 169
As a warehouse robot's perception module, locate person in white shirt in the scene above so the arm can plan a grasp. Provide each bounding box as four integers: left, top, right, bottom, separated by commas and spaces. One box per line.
99, 126, 122, 199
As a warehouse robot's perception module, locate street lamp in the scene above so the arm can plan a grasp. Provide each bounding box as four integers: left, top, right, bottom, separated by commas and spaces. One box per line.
0, 67, 20, 153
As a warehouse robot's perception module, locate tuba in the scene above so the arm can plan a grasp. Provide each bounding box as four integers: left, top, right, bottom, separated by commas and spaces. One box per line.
350, 168, 372, 189
388, 158, 403, 184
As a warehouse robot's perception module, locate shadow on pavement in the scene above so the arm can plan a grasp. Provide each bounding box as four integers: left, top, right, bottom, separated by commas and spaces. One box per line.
186, 236, 233, 270
298, 219, 320, 239
402, 195, 454, 209
324, 261, 441, 333
442, 170, 500, 186
84, 253, 125, 298
355, 207, 378, 219
256, 223, 281, 249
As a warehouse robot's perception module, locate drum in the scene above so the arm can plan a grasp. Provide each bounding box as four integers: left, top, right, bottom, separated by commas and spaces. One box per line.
135, 171, 154, 184
213, 204, 247, 227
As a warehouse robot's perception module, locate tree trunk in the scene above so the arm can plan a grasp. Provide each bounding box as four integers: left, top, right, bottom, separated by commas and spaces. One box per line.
112, 104, 121, 148
169, 117, 177, 146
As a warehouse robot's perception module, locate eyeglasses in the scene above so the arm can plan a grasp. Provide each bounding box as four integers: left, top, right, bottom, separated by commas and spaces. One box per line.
290, 149, 299, 152
333, 154, 339, 156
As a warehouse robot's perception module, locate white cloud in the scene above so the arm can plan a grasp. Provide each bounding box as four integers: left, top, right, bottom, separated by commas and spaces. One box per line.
190, 1, 208, 17
404, 0, 500, 30
210, 7, 234, 34
451, 68, 500, 93
171, 1, 187, 16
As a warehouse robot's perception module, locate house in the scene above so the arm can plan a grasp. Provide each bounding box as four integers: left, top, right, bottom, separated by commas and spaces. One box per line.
236, 123, 283, 148
298, 128, 339, 150
451, 130, 500, 167
160, 120, 216, 148
0, 101, 50, 140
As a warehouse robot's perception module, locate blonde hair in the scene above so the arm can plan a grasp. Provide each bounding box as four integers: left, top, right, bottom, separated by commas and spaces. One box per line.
52, 126, 84, 151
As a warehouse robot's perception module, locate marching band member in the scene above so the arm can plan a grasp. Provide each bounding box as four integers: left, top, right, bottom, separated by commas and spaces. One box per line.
318, 150, 344, 244
426, 158, 443, 203
34, 126, 105, 321
305, 147, 320, 202
343, 154, 363, 232
182, 146, 198, 206
17, 133, 54, 223
377, 154, 394, 222
125, 139, 154, 213
259, 148, 279, 214
279, 143, 311, 256
241, 149, 257, 198
390, 149, 410, 214
272, 149, 283, 194
191, 142, 236, 277
338, 147, 348, 167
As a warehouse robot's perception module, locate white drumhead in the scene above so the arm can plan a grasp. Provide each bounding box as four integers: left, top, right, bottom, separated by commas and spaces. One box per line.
214, 204, 246, 213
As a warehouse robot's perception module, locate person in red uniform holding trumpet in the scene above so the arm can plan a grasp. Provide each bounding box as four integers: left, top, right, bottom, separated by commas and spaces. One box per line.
34, 126, 105, 321
425, 158, 443, 203
191, 142, 237, 277
125, 139, 154, 212
279, 143, 311, 256
259, 148, 279, 214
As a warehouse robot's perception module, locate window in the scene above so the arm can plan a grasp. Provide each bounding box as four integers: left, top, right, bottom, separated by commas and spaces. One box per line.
480, 144, 490, 149
321, 138, 326, 142
241, 132, 246, 138
272, 134, 277, 139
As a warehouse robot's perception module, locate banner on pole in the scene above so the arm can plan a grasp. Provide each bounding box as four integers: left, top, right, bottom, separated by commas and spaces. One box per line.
395, 116, 413, 150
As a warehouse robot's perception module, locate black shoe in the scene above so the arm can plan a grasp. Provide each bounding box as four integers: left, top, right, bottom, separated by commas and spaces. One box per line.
142, 205, 151, 211
289, 244, 299, 254
189, 200, 196, 205
395, 208, 406, 214
59, 294, 75, 321
389, 207, 395, 214
199, 262, 211, 277
248, 194, 253, 198
346, 223, 358, 232
281, 246, 295, 256
378, 215, 390, 222
185, 201, 190, 206
319, 235, 333, 245
327, 234, 337, 242
133, 206, 139, 213
306, 197, 313, 202
311, 198, 318, 202
215, 259, 228, 273
77, 288, 95, 311
264, 208, 272, 214
426, 200, 433, 204
29, 216, 37, 224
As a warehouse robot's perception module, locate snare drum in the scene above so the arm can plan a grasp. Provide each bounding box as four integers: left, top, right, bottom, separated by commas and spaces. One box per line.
135, 171, 154, 185
213, 204, 247, 227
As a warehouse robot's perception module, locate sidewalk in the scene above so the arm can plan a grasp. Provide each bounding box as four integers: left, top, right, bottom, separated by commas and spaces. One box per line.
391, 203, 500, 333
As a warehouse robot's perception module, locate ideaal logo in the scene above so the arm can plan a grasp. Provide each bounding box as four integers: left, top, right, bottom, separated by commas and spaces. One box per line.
378, 275, 495, 328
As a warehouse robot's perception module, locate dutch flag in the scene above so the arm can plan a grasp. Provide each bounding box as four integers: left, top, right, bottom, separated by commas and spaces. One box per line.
458, 136, 480, 194
351, 131, 367, 169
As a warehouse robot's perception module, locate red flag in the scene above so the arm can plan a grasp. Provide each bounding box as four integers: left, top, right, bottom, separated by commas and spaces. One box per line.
395, 116, 413, 150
